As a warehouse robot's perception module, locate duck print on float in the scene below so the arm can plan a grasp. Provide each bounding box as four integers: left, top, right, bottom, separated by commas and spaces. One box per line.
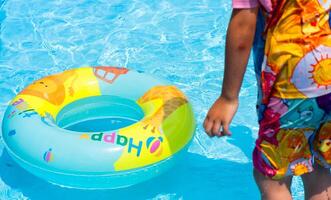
19, 70, 77, 106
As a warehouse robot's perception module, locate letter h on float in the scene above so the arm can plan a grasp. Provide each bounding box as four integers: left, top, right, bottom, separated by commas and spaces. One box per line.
128, 138, 143, 157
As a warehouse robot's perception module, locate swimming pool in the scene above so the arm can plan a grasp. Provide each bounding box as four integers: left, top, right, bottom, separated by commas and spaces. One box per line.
0, 0, 304, 199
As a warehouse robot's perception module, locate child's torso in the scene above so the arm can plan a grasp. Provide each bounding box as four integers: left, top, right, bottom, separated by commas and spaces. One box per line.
255, 0, 331, 103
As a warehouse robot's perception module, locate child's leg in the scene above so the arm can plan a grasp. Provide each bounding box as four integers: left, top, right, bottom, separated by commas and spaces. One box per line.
301, 165, 331, 200
254, 169, 293, 200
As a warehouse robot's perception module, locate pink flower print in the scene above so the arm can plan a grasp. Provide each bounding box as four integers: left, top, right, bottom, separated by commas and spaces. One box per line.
261, 71, 277, 104
258, 108, 281, 146
269, 97, 288, 115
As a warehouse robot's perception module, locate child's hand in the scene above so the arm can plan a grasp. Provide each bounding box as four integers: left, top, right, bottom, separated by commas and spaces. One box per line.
203, 96, 238, 137
202, 8, 257, 138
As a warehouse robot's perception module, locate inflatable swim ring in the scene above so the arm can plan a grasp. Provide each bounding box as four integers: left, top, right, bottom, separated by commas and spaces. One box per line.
1, 66, 195, 189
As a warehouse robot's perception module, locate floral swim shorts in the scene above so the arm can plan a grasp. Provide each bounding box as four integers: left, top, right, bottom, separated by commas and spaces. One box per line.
253, 93, 331, 180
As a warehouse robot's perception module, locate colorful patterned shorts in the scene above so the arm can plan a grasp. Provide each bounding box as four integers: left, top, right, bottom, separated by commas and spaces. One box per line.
253, 93, 331, 180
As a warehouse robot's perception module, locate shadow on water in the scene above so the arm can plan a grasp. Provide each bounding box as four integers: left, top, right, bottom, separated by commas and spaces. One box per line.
0, 125, 258, 200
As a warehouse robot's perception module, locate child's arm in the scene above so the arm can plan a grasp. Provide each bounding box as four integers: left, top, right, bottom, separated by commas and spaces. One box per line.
204, 8, 258, 137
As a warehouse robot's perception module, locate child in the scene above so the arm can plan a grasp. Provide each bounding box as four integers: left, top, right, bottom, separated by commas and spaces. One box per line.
203, 0, 331, 199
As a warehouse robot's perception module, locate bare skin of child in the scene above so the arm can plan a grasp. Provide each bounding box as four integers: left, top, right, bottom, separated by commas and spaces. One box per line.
203, 8, 331, 200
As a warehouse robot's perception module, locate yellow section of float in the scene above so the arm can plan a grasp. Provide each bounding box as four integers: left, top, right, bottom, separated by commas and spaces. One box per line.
113, 104, 194, 171
12, 68, 101, 118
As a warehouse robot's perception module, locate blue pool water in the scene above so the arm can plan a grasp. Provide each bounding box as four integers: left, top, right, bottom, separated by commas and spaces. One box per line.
0, 0, 305, 199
